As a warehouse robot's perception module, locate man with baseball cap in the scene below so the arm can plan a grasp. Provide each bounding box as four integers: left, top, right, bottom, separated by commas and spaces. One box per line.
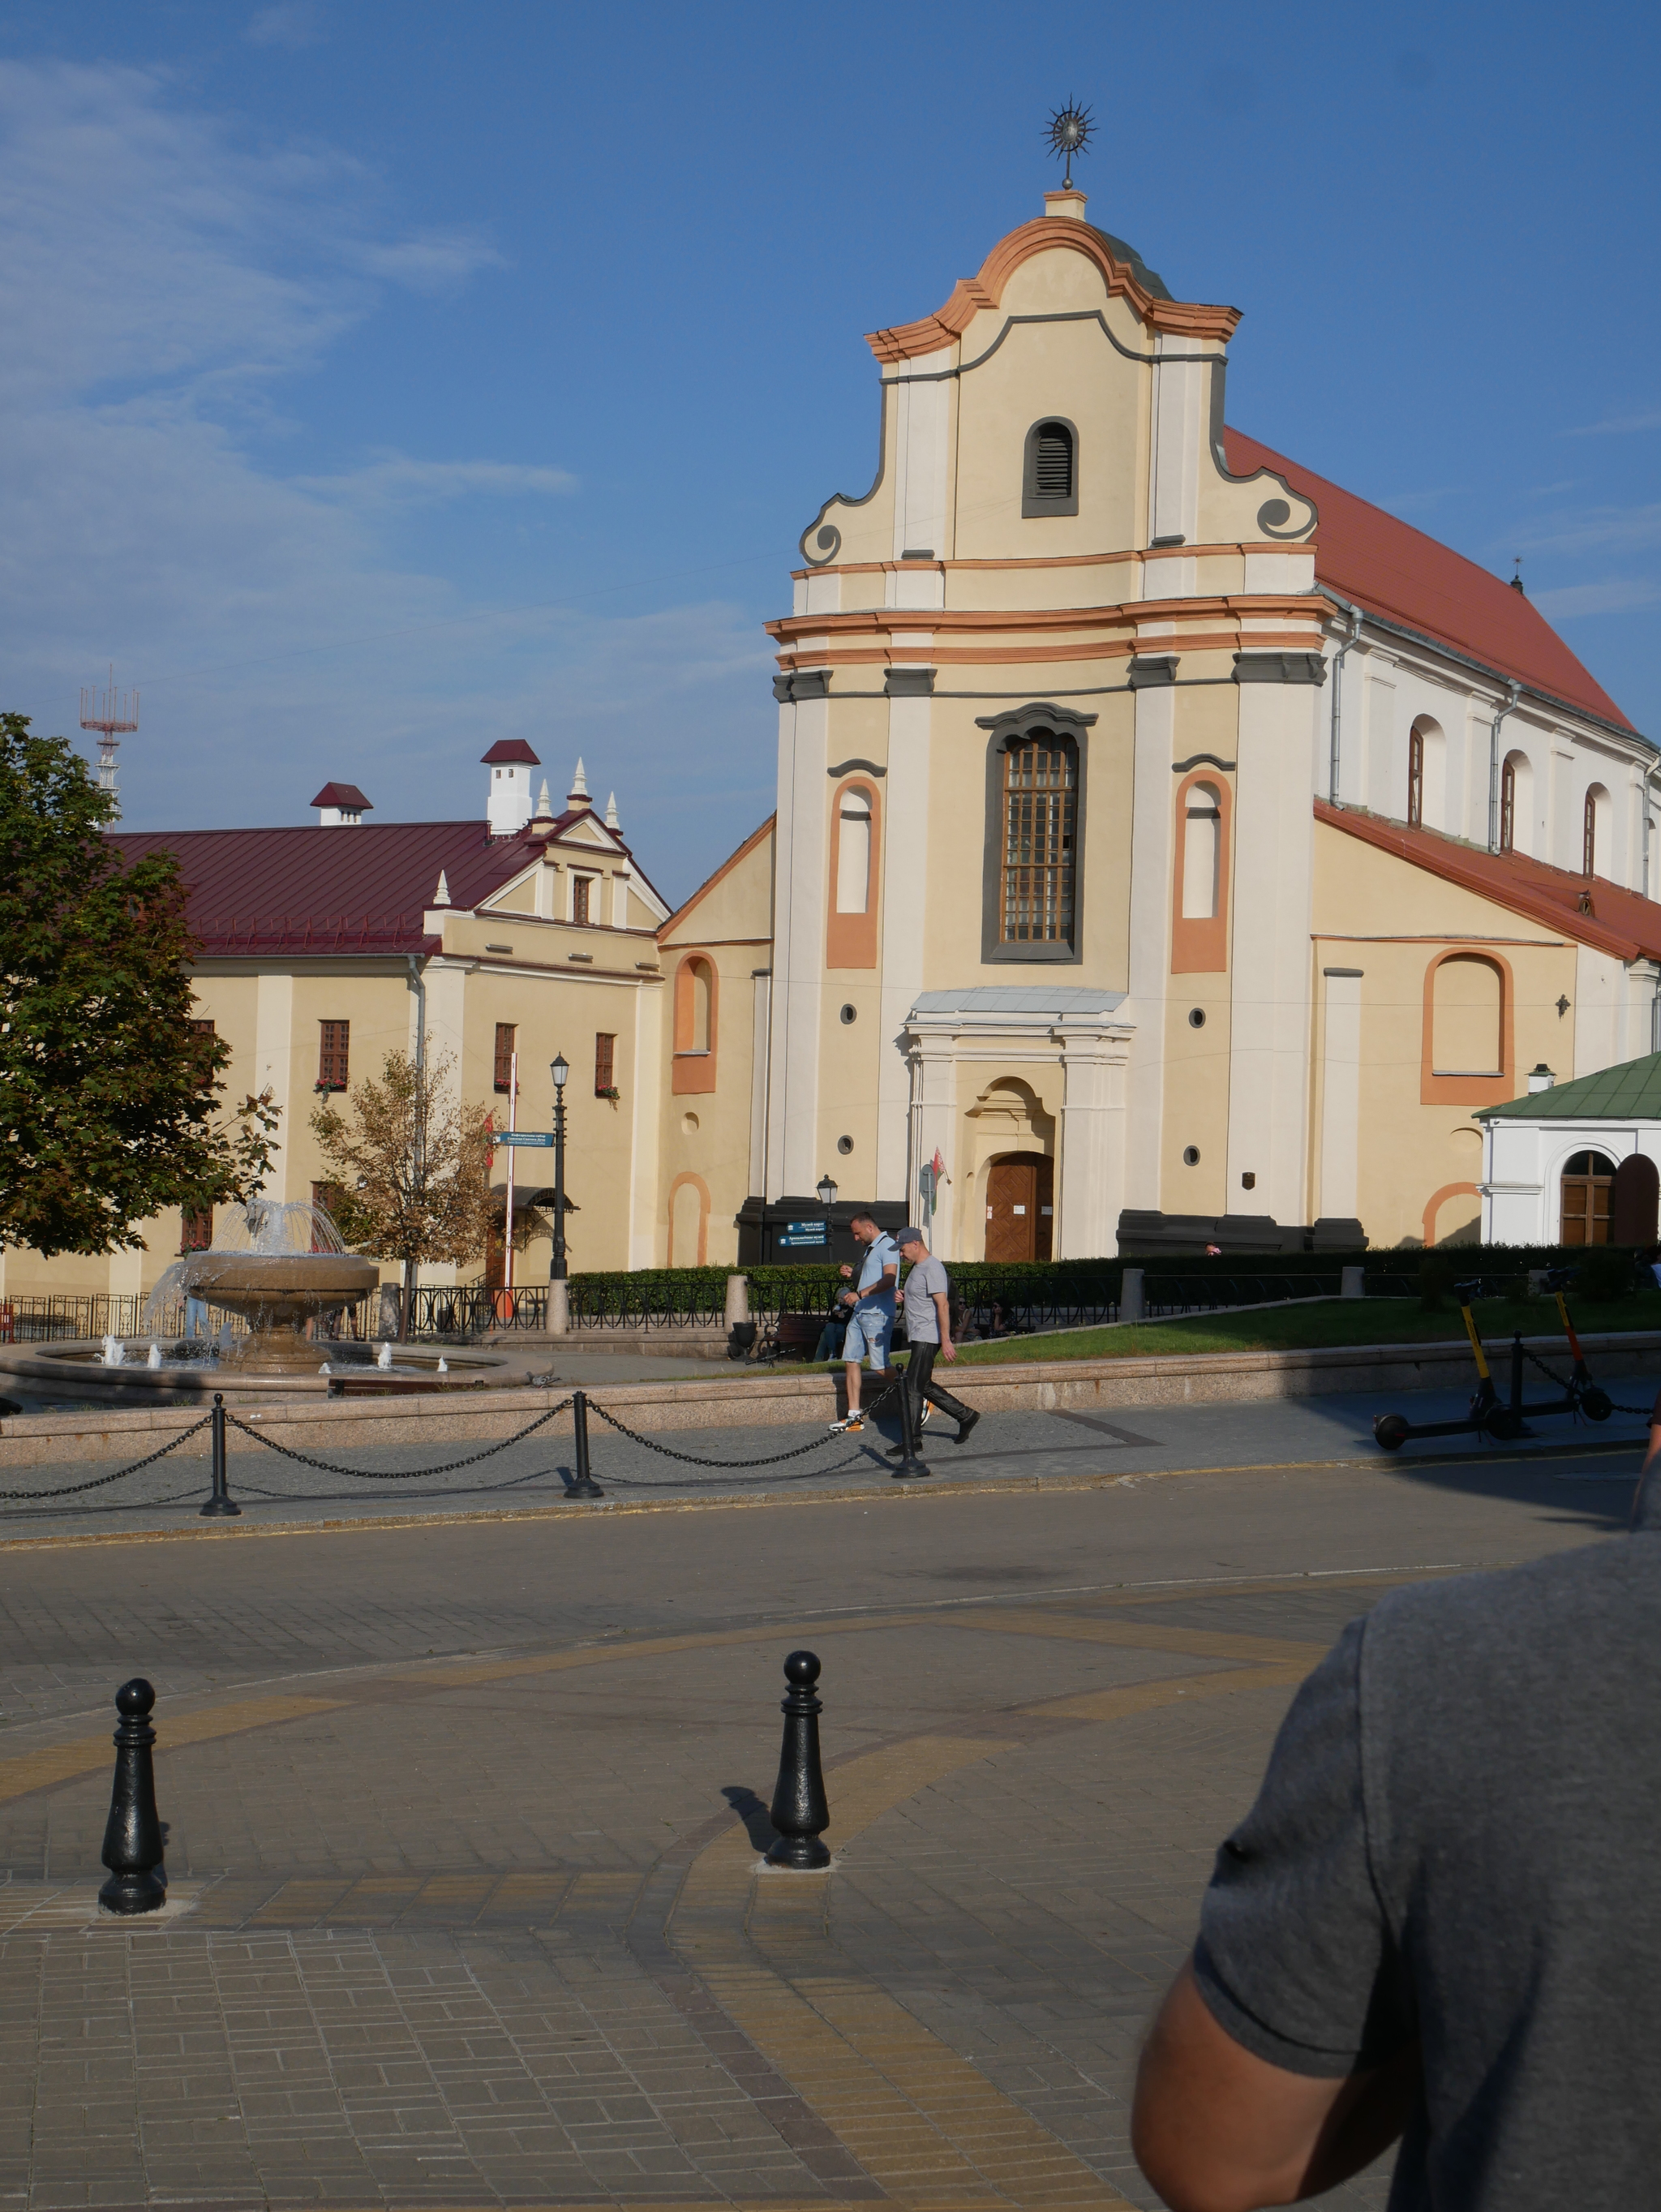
890, 1226, 978, 1458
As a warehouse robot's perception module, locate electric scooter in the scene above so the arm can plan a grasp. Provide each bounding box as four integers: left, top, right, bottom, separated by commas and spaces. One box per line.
1373, 1268, 1612, 1451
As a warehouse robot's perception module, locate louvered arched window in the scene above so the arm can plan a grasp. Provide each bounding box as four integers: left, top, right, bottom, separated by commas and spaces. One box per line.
1024, 419, 1079, 517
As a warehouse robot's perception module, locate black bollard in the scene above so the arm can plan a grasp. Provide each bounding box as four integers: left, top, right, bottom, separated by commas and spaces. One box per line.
766, 1649, 831, 1868
200, 1393, 240, 1518
563, 1388, 604, 1500
99, 1678, 166, 1915
890, 1359, 930, 1481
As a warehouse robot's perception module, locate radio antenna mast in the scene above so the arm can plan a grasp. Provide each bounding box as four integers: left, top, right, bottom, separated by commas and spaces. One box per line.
79, 664, 139, 820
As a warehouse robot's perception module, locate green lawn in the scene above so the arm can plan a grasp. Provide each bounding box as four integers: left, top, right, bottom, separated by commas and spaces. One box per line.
946, 1293, 1661, 1365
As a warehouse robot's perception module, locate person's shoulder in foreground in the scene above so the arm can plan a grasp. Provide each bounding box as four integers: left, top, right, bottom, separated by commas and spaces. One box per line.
1132, 1535, 1661, 2212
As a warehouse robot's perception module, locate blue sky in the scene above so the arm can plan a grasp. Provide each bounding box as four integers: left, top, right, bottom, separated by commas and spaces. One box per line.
2, 0, 1657, 904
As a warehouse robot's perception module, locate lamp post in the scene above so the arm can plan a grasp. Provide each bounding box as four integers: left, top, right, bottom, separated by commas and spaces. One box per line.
816, 1173, 837, 1262
550, 1054, 569, 1282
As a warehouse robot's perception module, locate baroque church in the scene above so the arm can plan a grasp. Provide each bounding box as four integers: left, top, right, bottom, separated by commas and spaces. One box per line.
6, 182, 1657, 1319
655, 182, 1660, 1265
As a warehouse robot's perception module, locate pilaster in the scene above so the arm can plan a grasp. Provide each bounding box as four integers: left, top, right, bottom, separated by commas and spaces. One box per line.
1054, 1024, 1133, 1258
876, 675, 933, 1202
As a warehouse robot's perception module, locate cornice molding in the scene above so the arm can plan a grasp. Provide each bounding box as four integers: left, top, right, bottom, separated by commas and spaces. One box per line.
865, 217, 1241, 365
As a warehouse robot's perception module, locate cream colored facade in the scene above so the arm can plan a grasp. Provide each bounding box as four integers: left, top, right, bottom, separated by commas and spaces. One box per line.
700, 187, 1659, 1258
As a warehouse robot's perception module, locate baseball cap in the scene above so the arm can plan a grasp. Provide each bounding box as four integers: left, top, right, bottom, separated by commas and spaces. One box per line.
896, 1226, 927, 1245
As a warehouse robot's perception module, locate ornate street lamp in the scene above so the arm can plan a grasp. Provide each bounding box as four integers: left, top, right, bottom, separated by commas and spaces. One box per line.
816, 1173, 838, 1212
550, 1054, 569, 1282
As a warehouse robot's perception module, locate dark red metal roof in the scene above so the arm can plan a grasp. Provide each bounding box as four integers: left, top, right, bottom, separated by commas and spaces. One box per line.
114, 820, 536, 956
309, 782, 372, 810
1224, 427, 1634, 733
481, 739, 541, 766
1318, 801, 1661, 962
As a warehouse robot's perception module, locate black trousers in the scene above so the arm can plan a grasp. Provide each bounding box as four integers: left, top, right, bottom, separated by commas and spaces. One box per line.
903, 1342, 974, 1433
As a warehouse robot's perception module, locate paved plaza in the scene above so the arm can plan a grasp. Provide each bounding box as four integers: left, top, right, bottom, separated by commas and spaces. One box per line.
0, 1398, 1641, 2209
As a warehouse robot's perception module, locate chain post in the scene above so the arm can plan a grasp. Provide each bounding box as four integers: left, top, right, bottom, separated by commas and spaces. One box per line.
200, 1393, 241, 1518
766, 1650, 831, 1868
98, 1678, 166, 1914
890, 1357, 930, 1481
564, 1389, 604, 1499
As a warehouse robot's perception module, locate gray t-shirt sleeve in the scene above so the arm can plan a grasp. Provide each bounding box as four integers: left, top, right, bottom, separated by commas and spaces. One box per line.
1192, 1616, 1414, 2078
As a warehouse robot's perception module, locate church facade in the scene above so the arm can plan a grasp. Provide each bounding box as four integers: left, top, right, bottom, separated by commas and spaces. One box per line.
664, 185, 1660, 1264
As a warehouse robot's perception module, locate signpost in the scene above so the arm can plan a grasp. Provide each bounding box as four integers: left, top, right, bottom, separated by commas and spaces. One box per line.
496, 1132, 556, 1147
779, 1219, 829, 1250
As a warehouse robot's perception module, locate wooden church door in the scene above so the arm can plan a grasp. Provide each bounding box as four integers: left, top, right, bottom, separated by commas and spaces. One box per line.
1560, 1150, 1616, 1244
985, 1153, 1054, 1262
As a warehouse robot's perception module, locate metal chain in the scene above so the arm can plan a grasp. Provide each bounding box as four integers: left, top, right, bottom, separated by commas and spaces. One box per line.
1517, 1342, 1655, 1420
587, 1398, 854, 1470
0, 1415, 212, 1502
224, 1398, 574, 1479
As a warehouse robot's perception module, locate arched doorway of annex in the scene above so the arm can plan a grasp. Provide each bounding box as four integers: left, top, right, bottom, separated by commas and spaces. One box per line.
667, 1172, 711, 1267
1559, 1148, 1617, 1245
966, 1076, 1056, 1263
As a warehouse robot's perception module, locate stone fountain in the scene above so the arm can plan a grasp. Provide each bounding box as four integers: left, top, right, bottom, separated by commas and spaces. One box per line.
152, 1199, 380, 1372
0, 1200, 541, 1403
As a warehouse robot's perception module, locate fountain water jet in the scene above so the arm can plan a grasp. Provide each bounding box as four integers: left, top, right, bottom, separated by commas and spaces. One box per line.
141, 1200, 379, 1375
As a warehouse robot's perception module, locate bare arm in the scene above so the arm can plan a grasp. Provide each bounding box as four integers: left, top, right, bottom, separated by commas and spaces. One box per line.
1131, 1960, 1417, 2212
933, 1288, 955, 1359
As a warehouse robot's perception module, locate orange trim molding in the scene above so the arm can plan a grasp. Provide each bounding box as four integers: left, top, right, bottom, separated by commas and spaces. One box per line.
826, 777, 880, 969
1422, 1180, 1482, 1248
672, 953, 719, 1095
864, 217, 1241, 364
1172, 769, 1231, 973
666, 1171, 711, 1267
1420, 948, 1515, 1106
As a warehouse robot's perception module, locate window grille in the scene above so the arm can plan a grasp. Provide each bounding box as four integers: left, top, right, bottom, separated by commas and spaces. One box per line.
1032, 422, 1074, 500
1500, 758, 1516, 853
494, 1022, 516, 1093
1408, 727, 1424, 828
573, 874, 591, 925
1000, 736, 1076, 943
1584, 790, 1599, 877
180, 1206, 212, 1254
318, 1020, 350, 1090
595, 1032, 616, 1094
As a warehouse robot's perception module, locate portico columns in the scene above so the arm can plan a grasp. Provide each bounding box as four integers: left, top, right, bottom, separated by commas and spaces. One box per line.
1055, 1022, 1134, 1258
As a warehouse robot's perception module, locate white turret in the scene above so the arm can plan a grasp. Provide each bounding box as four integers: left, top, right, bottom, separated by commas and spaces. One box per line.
480, 739, 541, 836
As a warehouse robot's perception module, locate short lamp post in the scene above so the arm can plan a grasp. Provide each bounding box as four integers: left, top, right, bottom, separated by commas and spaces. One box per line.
816, 1173, 837, 1261
550, 1054, 569, 1282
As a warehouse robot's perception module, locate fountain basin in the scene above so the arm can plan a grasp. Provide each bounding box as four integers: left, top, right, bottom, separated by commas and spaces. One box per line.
182, 1252, 381, 1370
0, 1336, 548, 1408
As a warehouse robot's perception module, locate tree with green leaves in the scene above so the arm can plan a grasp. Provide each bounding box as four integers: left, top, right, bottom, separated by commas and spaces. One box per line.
311, 1042, 510, 1338
0, 712, 278, 1258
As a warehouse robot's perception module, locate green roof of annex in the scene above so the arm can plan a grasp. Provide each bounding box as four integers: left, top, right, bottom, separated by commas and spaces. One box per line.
1479, 1051, 1661, 1121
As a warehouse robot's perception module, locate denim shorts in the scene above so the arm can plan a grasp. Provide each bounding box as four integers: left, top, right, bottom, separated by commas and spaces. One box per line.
843, 1304, 893, 1368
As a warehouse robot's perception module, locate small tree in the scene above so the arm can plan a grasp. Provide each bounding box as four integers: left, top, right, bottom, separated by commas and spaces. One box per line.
311, 1042, 497, 1338
0, 712, 278, 1257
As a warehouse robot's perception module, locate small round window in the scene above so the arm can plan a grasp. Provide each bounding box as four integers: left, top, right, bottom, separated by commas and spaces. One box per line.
1188, 1008, 1206, 1029
839, 1003, 857, 1024
1182, 1145, 1201, 1166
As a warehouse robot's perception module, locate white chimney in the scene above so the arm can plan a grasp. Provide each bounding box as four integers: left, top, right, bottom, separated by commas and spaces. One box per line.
1527, 1063, 1556, 1093
311, 781, 372, 827
481, 740, 541, 836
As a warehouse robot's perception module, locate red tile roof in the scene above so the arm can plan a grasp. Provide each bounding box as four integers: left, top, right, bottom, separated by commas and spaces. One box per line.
309, 782, 372, 810
481, 739, 541, 766
1317, 800, 1661, 962
114, 820, 540, 956
1224, 427, 1635, 734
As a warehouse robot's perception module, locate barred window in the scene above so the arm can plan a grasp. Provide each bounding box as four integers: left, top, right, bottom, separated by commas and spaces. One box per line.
1000, 735, 1077, 943
180, 1206, 212, 1253
594, 1032, 616, 1094
318, 1020, 350, 1090
573, 874, 592, 925
494, 1022, 516, 1093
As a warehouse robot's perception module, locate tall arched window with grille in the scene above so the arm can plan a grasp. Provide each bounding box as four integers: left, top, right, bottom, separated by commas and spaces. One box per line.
1584, 784, 1611, 878
999, 734, 1077, 946
1407, 725, 1424, 827
1500, 757, 1516, 852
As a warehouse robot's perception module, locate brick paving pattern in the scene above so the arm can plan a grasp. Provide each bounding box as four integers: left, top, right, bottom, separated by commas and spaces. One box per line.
0, 1462, 1629, 2205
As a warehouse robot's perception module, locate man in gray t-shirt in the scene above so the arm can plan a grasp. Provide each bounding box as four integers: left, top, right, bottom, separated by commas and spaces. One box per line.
888, 1229, 977, 1458
1131, 1531, 1661, 2209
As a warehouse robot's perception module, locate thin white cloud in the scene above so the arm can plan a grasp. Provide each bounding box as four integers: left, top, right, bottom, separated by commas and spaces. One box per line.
0, 60, 769, 903
1513, 505, 1661, 557
1562, 408, 1661, 438
294, 455, 577, 508
245, 3, 325, 49
1376, 487, 1465, 514
1530, 577, 1661, 619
